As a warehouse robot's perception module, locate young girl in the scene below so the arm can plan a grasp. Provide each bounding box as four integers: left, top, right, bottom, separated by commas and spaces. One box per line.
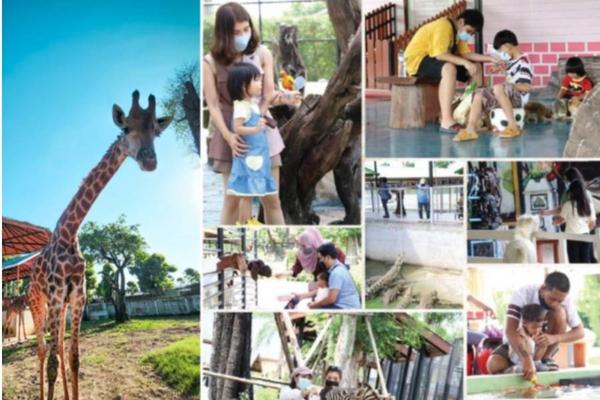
226, 62, 278, 223
541, 179, 596, 263
557, 57, 594, 116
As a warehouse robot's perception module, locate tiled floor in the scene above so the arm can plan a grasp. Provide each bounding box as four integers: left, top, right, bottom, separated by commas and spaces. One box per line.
366, 100, 572, 158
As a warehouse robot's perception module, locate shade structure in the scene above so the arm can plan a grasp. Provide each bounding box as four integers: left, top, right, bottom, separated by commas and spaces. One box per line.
2, 217, 51, 256
2, 252, 40, 282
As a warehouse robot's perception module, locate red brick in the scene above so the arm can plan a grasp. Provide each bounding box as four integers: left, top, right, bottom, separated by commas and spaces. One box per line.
587, 42, 600, 51
534, 65, 549, 74
534, 43, 549, 52
520, 43, 533, 52
533, 76, 542, 87
542, 76, 551, 85
529, 54, 540, 63
551, 43, 566, 52
542, 54, 558, 64
550, 65, 559, 73
568, 42, 585, 52
559, 53, 576, 59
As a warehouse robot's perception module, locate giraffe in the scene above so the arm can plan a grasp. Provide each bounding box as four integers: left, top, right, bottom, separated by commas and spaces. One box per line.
27, 90, 172, 400
2, 295, 29, 342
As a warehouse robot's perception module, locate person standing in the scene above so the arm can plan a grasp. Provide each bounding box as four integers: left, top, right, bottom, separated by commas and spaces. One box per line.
417, 178, 431, 220
378, 177, 391, 218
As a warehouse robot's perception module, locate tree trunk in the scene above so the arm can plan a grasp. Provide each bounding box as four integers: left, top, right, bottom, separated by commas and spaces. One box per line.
326, 0, 361, 56
210, 313, 253, 400
279, 22, 362, 224
334, 314, 357, 387
114, 268, 129, 323
182, 80, 200, 156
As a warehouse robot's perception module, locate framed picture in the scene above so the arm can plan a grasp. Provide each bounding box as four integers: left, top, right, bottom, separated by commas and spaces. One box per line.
468, 240, 497, 258
530, 193, 549, 211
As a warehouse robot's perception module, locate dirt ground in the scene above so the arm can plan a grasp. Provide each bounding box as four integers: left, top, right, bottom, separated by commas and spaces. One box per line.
2, 320, 198, 400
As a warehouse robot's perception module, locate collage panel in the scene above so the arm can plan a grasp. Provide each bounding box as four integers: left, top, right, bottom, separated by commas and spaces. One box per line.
202, 310, 464, 399
202, 227, 363, 311
365, 1, 600, 159
365, 159, 465, 310
201, 0, 362, 226
466, 267, 600, 399
2, 1, 201, 400
467, 161, 599, 265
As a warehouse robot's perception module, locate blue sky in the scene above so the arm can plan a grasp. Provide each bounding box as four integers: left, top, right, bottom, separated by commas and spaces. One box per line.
3, 0, 200, 280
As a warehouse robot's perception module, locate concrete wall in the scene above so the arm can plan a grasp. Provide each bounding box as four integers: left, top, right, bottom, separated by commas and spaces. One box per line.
87, 294, 200, 320
366, 219, 465, 268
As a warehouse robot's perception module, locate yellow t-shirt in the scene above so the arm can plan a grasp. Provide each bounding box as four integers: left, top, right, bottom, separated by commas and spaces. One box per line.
405, 17, 472, 76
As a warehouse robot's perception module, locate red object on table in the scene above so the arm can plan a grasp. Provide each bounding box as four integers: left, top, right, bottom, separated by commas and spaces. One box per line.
477, 348, 492, 375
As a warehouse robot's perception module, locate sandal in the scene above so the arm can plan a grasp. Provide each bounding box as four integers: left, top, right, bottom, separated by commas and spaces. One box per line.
439, 123, 464, 134
500, 126, 521, 138
453, 129, 479, 142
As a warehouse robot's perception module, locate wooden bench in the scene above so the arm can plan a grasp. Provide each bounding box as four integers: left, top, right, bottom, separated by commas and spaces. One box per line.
376, 76, 440, 128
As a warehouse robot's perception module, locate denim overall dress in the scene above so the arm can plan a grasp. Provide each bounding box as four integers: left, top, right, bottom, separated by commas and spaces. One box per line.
227, 105, 277, 196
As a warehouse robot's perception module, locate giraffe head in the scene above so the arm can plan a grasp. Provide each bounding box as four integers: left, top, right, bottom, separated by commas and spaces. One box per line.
112, 90, 173, 171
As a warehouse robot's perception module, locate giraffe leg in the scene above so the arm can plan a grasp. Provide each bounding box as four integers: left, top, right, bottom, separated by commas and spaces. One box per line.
69, 291, 85, 400
59, 303, 70, 400
46, 299, 63, 400
29, 293, 48, 400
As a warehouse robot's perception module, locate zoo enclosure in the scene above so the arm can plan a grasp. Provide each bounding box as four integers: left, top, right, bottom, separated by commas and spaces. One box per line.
203, 227, 259, 310
367, 183, 464, 223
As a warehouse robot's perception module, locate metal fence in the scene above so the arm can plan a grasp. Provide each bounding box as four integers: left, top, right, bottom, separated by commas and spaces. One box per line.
367, 183, 464, 223
203, 227, 259, 310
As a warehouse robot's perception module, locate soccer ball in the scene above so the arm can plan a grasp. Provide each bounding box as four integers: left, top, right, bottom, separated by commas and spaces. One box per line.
489, 108, 525, 132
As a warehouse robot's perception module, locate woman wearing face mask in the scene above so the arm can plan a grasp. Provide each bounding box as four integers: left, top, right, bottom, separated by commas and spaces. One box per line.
404, 9, 502, 134
204, 2, 299, 225
319, 366, 343, 399
289, 228, 347, 281
279, 366, 320, 400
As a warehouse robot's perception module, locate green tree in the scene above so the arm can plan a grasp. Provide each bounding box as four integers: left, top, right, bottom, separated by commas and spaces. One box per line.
131, 253, 177, 295
84, 254, 98, 299
79, 215, 147, 323
182, 267, 200, 285
577, 275, 600, 345
97, 263, 116, 303
126, 281, 140, 296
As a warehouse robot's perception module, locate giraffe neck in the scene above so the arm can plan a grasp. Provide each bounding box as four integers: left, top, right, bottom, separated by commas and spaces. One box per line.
54, 136, 128, 243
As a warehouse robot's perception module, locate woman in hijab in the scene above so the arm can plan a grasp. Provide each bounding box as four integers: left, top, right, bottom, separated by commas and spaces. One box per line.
291, 228, 346, 281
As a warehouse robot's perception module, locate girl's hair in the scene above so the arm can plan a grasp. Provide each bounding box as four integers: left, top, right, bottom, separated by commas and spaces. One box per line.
227, 62, 261, 101
211, 2, 260, 65
565, 57, 586, 77
318, 271, 329, 283
567, 179, 592, 217
564, 166, 585, 183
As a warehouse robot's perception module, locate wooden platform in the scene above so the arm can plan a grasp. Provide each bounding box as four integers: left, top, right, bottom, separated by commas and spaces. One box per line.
467, 368, 600, 394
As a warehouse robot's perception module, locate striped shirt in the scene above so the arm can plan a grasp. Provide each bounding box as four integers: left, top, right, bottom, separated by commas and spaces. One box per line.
505, 54, 533, 104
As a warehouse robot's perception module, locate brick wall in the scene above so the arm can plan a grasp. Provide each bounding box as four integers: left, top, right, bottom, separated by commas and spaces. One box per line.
485, 41, 600, 87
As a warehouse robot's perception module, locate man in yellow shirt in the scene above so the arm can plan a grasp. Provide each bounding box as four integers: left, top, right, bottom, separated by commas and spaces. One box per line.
405, 9, 501, 133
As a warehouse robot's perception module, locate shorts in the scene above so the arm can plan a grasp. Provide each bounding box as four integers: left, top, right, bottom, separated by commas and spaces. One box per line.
212, 154, 282, 174
491, 343, 513, 365
415, 56, 470, 82
477, 83, 524, 114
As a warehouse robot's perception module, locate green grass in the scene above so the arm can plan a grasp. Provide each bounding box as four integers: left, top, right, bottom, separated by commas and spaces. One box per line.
589, 355, 600, 366
79, 314, 198, 335
255, 388, 279, 400
142, 335, 200, 396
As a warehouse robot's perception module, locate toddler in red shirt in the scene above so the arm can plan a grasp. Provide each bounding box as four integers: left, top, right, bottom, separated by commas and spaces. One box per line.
557, 57, 594, 117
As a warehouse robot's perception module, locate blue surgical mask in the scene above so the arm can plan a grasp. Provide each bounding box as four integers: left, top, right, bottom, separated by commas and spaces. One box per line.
297, 377, 311, 390
499, 51, 512, 61
458, 31, 473, 42
234, 32, 251, 52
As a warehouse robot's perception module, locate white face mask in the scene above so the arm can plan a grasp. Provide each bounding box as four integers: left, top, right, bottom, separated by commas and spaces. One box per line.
234, 32, 251, 52
297, 377, 311, 390
499, 51, 512, 61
